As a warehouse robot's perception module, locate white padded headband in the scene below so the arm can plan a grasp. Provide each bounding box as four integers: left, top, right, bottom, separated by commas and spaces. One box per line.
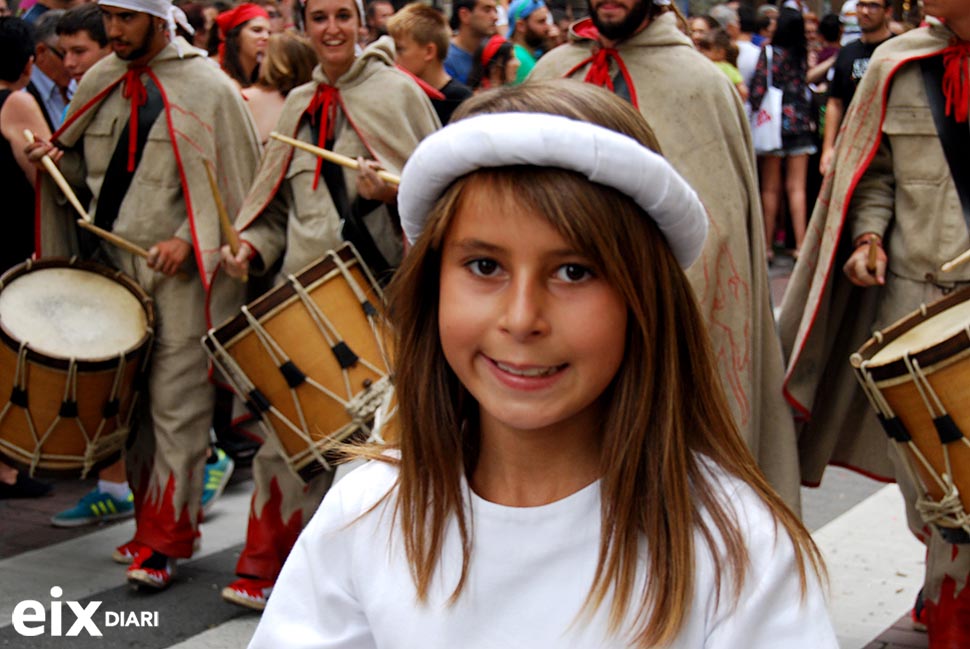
397, 112, 708, 268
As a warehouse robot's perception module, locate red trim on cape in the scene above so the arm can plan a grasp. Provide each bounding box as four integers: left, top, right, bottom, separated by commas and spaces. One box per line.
394, 65, 446, 101
800, 460, 896, 488
781, 50, 946, 419
33, 66, 213, 294
34, 75, 128, 258
239, 90, 383, 236
145, 67, 210, 293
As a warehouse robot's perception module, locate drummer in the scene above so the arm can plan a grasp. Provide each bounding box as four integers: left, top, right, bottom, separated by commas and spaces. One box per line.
218, 0, 439, 610
26, 0, 260, 591
779, 2, 970, 642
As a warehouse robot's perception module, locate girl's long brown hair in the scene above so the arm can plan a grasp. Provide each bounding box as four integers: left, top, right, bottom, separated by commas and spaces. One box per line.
358, 79, 824, 647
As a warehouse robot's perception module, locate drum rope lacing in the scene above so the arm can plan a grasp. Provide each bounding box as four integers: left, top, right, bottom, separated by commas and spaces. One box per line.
902, 352, 970, 534
0, 344, 135, 478
856, 364, 951, 497
205, 249, 392, 477
329, 252, 390, 365
915, 475, 970, 535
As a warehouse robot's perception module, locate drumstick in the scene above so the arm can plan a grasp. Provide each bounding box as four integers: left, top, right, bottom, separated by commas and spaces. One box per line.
75, 219, 152, 259
866, 239, 879, 275
23, 129, 91, 223
268, 132, 401, 186
25, 129, 188, 280
942, 248, 970, 273
203, 159, 247, 282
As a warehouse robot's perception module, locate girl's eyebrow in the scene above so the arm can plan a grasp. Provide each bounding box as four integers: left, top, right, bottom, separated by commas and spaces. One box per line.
449, 239, 505, 254
450, 238, 584, 260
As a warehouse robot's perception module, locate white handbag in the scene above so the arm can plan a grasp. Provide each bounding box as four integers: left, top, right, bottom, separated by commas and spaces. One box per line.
750, 46, 784, 154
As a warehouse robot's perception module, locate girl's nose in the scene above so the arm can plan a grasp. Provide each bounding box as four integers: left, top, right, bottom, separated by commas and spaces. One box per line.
499, 277, 549, 340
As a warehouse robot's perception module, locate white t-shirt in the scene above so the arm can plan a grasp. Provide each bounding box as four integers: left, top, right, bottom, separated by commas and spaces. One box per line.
249, 460, 837, 649
737, 40, 761, 87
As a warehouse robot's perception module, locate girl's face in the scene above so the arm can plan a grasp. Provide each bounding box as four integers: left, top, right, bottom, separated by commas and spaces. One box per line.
487, 53, 520, 87
305, 0, 360, 75
504, 54, 521, 84
699, 43, 725, 62
239, 17, 271, 63
437, 178, 628, 442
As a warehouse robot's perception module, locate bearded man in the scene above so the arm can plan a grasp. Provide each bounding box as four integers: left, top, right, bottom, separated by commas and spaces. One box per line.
530, 0, 801, 510
28, 0, 259, 591
507, 0, 551, 83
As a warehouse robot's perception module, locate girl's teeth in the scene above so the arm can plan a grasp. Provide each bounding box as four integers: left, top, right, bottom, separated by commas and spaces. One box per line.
496, 362, 560, 377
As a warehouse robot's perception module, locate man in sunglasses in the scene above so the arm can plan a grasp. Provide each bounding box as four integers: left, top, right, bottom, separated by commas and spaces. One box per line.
26, 9, 74, 129
819, 0, 892, 175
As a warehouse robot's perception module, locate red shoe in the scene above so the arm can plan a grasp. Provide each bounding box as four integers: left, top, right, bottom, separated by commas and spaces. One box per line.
221, 577, 274, 611
126, 547, 176, 590
925, 577, 970, 649
112, 539, 149, 565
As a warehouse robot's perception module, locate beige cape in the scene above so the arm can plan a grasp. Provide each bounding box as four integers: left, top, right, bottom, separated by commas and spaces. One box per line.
778, 24, 956, 484
531, 13, 801, 508
234, 36, 440, 276
35, 38, 260, 325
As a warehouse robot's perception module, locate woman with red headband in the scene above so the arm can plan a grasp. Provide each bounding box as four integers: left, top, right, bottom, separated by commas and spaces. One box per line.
467, 34, 520, 92
208, 3, 272, 88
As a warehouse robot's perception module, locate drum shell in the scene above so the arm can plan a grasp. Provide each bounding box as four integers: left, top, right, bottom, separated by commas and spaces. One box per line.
0, 259, 155, 475
854, 287, 970, 522
205, 245, 394, 481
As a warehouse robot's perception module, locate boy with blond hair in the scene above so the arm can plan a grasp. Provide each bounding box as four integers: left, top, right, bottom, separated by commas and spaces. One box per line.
389, 3, 472, 123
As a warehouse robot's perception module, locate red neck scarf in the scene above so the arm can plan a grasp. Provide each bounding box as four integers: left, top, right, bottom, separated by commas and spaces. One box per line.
942, 38, 970, 123
564, 22, 640, 109
304, 83, 340, 190
121, 66, 150, 173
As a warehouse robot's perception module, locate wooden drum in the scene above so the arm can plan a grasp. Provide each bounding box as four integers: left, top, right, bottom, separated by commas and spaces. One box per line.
0, 259, 154, 476
204, 244, 394, 483
852, 288, 970, 543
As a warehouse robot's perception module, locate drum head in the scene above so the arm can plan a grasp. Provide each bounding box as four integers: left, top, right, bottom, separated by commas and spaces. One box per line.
0, 267, 149, 360
869, 299, 970, 367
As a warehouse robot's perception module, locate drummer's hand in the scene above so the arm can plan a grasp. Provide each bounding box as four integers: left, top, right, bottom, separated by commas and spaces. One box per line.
843, 235, 887, 287
24, 138, 63, 166
220, 240, 253, 279
356, 157, 397, 204
147, 238, 192, 276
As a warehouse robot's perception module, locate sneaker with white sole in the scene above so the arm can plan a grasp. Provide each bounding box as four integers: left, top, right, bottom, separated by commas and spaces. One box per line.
127, 547, 176, 590
202, 447, 235, 513
51, 487, 134, 528
222, 577, 274, 611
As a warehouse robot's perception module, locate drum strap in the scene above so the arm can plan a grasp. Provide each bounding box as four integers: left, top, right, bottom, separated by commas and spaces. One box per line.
308, 117, 394, 282
920, 55, 970, 231
82, 75, 164, 257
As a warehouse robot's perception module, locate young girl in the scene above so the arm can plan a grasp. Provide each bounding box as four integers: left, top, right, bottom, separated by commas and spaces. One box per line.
697, 28, 749, 101
248, 79, 836, 648
208, 3, 271, 88
749, 7, 816, 259
467, 34, 520, 92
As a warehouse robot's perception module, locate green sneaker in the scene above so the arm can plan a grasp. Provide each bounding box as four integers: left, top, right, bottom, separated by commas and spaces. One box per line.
51, 487, 134, 528
201, 447, 235, 513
